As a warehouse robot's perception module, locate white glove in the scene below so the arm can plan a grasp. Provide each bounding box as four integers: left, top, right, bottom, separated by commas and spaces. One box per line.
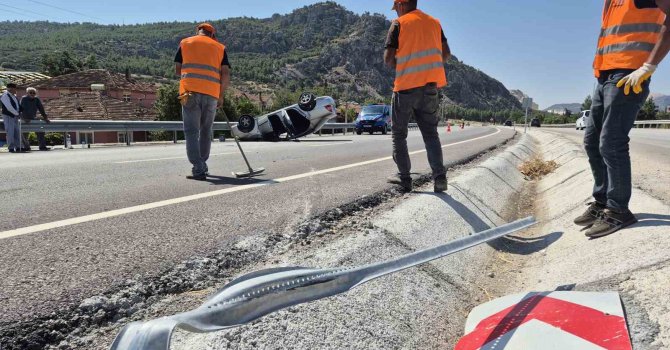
617, 63, 656, 95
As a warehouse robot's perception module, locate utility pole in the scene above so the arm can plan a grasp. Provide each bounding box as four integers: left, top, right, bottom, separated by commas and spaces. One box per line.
522, 97, 533, 134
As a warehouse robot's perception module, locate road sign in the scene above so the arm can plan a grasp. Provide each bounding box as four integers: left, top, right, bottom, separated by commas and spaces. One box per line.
456, 291, 632, 350
522, 97, 533, 110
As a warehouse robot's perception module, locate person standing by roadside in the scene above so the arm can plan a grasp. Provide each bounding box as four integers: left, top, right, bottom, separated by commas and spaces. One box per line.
574, 0, 670, 238
20, 87, 51, 151
175, 23, 231, 180
1, 83, 23, 153
384, 0, 450, 192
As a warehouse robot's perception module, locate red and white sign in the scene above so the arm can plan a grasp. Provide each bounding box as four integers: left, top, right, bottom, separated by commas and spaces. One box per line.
456, 292, 632, 350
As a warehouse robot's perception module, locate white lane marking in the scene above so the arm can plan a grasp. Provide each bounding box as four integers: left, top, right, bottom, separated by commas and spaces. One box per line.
0, 128, 502, 240
114, 152, 237, 164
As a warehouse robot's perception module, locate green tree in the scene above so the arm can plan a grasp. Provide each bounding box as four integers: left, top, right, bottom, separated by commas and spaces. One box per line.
83, 54, 99, 69
639, 97, 659, 120
564, 108, 572, 118
582, 95, 592, 111
155, 82, 181, 121
41, 51, 82, 76
236, 97, 261, 116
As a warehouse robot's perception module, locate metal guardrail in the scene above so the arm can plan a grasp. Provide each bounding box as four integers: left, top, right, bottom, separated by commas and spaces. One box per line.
110, 217, 536, 350
541, 120, 670, 129
0, 120, 367, 133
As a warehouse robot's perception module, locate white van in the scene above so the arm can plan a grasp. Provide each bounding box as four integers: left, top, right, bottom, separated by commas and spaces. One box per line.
576, 110, 591, 130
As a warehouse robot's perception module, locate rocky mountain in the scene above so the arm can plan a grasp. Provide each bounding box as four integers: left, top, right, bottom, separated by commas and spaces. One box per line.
544, 103, 582, 114
0, 2, 521, 110
509, 89, 539, 110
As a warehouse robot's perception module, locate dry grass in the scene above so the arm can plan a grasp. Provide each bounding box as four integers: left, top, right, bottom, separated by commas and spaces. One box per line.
519, 157, 558, 180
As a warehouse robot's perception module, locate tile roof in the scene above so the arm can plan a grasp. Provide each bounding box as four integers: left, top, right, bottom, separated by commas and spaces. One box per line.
0, 71, 51, 87
43, 92, 157, 121
29, 69, 156, 92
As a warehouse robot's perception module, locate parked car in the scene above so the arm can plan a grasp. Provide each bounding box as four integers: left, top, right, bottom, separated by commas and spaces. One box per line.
355, 104, 392, 135
232, 92, 337, 141
576, 110, 591, 130
531, 118, 541, 127
504, 120, 513, 127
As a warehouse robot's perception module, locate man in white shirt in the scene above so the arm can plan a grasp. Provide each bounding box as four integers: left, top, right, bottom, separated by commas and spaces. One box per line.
1, 83, 23, 153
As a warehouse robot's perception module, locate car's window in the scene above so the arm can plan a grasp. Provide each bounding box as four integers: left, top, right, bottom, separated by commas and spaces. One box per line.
362, 106, 386, 115
586, 111, 590, 117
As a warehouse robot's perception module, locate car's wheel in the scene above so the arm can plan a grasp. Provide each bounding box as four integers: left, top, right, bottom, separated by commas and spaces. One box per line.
237, 115, 256, 133
298, 92, 317, 112
382, 124, 388, 135
369, 129, 374, 135
356, 130, 362, 135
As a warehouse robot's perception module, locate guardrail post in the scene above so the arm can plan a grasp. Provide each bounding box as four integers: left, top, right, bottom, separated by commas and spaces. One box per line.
173, 131, 178, 144
126, 131, 131, 146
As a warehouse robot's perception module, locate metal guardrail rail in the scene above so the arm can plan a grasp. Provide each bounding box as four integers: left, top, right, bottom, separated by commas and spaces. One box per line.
541, 120, 670, 129
0, 120, 420, 133
0, 120, 421, 146
110, 217, 536, 350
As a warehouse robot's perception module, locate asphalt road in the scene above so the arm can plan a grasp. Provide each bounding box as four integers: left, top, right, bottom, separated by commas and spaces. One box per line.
541, 128, 670, 205
0, 126, 514, 327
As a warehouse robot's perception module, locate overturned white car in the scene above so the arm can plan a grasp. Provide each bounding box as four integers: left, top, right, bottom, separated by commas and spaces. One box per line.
232, 93, 337, 141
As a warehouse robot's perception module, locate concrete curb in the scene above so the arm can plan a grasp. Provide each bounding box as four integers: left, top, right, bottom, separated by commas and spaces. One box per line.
518, 130, 670, 349
165, 133, 540, 350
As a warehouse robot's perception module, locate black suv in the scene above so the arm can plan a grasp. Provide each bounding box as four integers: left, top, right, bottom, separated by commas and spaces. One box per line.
530, 118, 541, 127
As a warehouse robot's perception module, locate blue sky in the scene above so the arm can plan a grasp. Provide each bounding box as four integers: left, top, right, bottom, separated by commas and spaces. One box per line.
2, 0, 669, 108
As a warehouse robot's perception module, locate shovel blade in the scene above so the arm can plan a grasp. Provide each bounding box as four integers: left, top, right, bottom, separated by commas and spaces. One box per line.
233, 168, 266, 178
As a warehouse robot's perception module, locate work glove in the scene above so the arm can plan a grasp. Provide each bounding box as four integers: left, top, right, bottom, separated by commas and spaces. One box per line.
616, 63, 656, 95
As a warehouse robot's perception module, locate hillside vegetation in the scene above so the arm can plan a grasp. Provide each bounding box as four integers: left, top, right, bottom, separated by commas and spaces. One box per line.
0, 2, 521, 110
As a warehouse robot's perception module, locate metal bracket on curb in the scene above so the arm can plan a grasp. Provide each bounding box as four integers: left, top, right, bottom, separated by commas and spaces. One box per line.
110, 217, 536, 350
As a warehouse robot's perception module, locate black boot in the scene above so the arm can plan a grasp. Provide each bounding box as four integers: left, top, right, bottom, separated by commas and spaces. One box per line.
387, 175, 412, 192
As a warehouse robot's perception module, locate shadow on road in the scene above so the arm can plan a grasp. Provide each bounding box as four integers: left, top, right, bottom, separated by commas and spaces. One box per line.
295, 139, 354, 143
427, 191, 562, 255
204, 175, 274, 186
634, 213, 670, 229
489, 232, 564, 255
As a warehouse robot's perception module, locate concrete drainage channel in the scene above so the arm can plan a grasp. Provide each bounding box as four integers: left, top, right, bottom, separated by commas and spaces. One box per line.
1, 132, 544, 350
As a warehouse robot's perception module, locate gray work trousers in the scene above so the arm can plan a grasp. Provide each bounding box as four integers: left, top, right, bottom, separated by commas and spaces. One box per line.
391, 83, 447, 180
2, 114, 22, 150
182, 93, 217, 175
585, 69, 649, 211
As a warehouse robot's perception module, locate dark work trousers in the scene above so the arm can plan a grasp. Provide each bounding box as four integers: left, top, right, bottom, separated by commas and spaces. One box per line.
391, 83, 447, 180
585, 69, 649, 212
22, 129, 47, 149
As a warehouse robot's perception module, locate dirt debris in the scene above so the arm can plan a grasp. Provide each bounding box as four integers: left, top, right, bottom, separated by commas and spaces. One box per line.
518, 157, 558, 180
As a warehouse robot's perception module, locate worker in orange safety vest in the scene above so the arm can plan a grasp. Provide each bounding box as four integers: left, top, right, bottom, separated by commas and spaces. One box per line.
175, 23, 231, 181
384, 0, 450, 193
575, 0, 670, 238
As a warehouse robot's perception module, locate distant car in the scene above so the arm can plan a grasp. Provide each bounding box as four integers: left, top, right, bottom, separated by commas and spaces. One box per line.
355, 104, 392, 135
576, 110, 591, 130
232, 92, 337, 141
504, 120, 513, 127
530, 118, 541, 127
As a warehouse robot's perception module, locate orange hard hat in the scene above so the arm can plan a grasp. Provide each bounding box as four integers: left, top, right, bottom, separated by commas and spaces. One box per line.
197, 23, 216, 35
392, 0, 409, 10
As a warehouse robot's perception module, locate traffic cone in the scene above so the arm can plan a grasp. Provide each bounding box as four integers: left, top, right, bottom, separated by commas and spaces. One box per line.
447, 122, 451, 133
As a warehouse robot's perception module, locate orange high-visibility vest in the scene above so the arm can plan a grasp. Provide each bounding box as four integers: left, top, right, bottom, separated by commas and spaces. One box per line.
179, 35, 225, 99
593, 0, 665, 77
394, 10, 447, 92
